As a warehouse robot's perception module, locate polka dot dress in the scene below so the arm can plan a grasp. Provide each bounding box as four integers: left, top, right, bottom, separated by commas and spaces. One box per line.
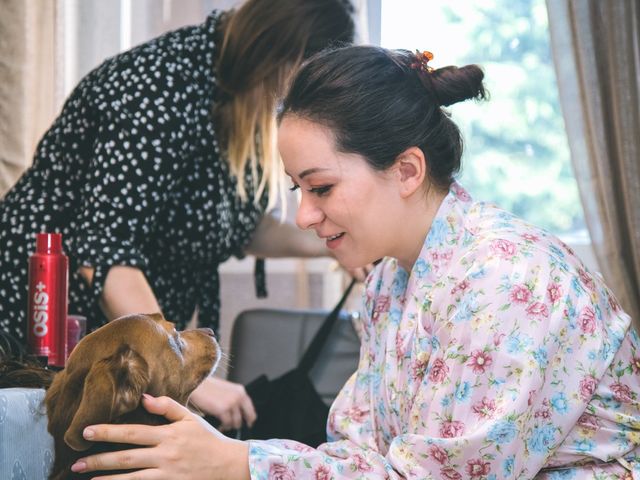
0, 11, 266, 341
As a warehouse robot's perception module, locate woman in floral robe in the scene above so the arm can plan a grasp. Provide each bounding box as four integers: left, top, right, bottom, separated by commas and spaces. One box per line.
73, 46, 640, 479
249, 181, 640, 479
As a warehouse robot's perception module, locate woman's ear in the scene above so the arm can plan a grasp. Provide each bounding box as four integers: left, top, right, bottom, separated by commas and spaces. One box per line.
394, 147, 427, 198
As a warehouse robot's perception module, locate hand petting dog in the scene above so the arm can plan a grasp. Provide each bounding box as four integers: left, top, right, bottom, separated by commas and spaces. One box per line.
45, 313, 220, 480
71, 395, 250, 480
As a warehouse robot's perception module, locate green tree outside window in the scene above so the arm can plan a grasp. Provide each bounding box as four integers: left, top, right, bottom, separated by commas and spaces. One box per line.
381, 0, 586, 235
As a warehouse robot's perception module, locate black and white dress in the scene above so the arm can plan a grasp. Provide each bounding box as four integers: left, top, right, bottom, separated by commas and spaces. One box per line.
0, 11, 266, 340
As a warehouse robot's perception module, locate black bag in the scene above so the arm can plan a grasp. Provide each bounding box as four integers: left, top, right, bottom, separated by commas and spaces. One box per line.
239, 280, 356, 447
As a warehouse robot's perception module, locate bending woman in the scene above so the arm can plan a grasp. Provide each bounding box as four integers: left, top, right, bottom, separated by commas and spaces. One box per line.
73, 45, 640, 479
0, 0, 354, 430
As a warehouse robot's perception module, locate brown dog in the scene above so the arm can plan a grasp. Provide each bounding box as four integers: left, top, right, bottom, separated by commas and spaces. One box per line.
45, 312, 219, 480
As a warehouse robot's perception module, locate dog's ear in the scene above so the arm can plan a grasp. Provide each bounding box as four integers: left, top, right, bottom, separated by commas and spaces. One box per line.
146, 312, 165, 323
64, 344, 150, 451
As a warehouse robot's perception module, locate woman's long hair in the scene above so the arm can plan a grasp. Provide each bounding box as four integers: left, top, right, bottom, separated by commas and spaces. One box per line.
215, 0, 354, 210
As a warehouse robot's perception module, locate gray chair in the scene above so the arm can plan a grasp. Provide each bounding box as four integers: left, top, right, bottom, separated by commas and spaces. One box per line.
226, 308, 361, 406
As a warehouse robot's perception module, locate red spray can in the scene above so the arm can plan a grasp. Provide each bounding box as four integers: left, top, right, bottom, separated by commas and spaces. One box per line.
27, 233, 69, 367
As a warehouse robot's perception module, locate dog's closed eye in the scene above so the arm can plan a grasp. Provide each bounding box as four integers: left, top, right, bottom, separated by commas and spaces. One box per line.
169, 331, 186, 354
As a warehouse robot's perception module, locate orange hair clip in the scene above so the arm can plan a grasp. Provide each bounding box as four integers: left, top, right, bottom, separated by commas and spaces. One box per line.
410, 50, 435, 73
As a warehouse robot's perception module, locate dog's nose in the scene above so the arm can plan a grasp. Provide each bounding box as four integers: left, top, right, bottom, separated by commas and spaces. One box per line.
198, 327, 215, 338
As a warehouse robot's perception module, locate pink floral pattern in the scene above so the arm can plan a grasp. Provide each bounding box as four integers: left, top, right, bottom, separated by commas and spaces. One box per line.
467, 350, 493, 374
578, 306, 597, 334
472, 397, 497, 419
248, 184, 640, 479
546, 283, 562, 303
314, 465, 330, 480
509, 284, 532, 304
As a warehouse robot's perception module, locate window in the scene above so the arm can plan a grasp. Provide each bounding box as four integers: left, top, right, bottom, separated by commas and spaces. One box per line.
380, 0, 588, 241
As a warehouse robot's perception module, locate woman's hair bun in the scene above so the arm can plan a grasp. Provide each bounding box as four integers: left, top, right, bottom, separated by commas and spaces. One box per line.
281, 45, 489, 189
429, 64, 488, 107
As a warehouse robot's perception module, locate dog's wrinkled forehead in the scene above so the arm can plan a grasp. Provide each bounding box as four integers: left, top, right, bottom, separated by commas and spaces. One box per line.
70, 313, 176, 362
107, 313, 170, 338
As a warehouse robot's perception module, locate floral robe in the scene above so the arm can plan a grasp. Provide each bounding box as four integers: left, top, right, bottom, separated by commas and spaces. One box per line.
249, 183, 640, 479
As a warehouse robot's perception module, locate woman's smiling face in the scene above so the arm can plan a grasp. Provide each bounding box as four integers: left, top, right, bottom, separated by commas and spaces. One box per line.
278, 115, 403, 269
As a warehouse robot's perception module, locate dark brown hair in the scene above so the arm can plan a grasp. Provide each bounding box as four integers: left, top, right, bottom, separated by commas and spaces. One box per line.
215, 0, 354, 207
280, 45, 487, 189
0, 330, 55, 388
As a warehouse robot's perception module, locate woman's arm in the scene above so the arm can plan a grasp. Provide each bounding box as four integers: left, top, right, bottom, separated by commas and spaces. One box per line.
246, 214, 373, 281
245, 213, 329, 258
78, 265, 161, 319
71, 395, 250, 480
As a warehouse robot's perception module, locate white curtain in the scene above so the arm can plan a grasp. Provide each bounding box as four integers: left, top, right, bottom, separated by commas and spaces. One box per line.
546, 0, 640, 326
0, 0, 58, 197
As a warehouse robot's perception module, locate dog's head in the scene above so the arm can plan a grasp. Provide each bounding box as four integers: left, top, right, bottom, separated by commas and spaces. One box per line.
45, 313, 219, 456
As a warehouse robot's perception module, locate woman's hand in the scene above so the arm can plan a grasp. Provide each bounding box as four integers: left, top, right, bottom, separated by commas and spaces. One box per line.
341, 263, 375, 282
71, 395, 250, 480
189, 377, 257, 431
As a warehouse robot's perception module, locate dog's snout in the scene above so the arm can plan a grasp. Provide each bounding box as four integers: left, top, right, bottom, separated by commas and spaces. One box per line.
198, 327, 215, 338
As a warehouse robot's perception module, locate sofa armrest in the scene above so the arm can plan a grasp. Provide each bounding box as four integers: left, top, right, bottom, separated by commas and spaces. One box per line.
0, 388, 54, 479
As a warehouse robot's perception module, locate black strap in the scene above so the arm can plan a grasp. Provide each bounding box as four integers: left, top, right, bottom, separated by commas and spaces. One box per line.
298, 279, 356, 373
254, 258, 268, 298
